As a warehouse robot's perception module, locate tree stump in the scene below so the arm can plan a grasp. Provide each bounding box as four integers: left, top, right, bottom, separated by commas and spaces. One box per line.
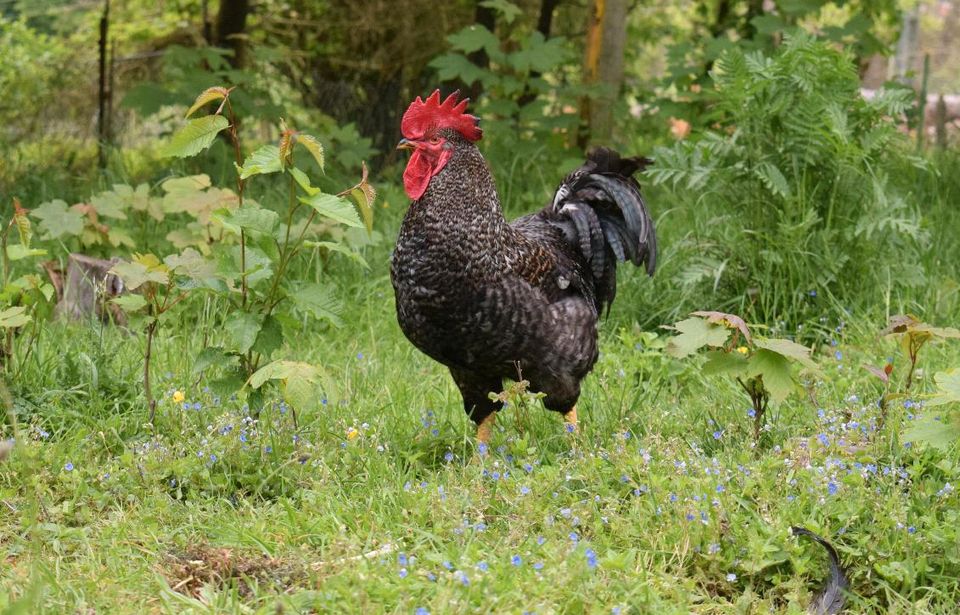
49, 254, 127, 326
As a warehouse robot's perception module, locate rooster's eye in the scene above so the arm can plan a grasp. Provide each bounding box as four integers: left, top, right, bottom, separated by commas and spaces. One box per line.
430, 136, 441, 144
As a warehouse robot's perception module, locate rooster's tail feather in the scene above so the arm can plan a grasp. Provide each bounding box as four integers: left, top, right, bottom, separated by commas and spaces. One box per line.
550, 148, 657, 311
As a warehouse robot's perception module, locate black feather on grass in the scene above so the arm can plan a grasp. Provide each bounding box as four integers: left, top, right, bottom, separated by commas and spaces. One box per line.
791, 526, 849, 614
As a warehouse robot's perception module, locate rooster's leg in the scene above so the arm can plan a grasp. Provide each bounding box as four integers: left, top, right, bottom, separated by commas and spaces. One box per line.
476, 412, 496, 443
563, 406, 578, 433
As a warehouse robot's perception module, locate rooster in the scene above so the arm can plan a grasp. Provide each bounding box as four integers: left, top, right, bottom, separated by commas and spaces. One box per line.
391, 90, 657, 442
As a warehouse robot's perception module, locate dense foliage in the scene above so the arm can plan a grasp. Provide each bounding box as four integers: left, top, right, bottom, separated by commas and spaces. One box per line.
1, 0, 959, 612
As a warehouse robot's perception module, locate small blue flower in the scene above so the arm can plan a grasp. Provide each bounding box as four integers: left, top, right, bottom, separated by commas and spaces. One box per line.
834, 350, 842, 361
565, 423, 575, 433
476, 561, 489, 572
64, 462, 74, 472
537, 536, 546, 546
398, 553, 408, 566
520, 485, 531, 495
726, 572, 737, 582
511, 554, 522, 567
585, 548, 598, 569
907, 526, 916, 534
265, 445, 273, 453
357, 352, 364, 360
399, 567, 408, 578
827, 481, 838, 496
478, 442, 488, 456
444, 451, 454, 462
415, 608, 429, 615
713, 430, 723, 440
533, 562, 544, 570
192, 402, 202, 411
442, 561, 453, 570
209, 454, 217, 463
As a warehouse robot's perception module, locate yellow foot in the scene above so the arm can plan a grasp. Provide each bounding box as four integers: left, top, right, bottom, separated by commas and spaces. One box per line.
476, 413, 496, 444
563, 406, 578, 434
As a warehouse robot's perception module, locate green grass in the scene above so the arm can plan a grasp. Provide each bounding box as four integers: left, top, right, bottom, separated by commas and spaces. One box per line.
1, 199, 959, 614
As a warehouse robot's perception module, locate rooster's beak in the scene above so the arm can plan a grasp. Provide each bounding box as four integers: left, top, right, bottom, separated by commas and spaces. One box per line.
396, 138, 415, 151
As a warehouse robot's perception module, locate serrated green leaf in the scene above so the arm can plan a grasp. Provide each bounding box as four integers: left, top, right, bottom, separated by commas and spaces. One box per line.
252, 315, 283, 358
109, 260, 169, 290
754, 337, 818, 370
223, 311, 261, 355
214, 206, 280, 236
283, 377, 318, 413
927, 369, 960, 407
480, 0, 522, 23
161, 115, 230, 158
185, 86, 230, 118
903, 415, 960, 450
290, 283, 343, 327
164, 248, 217, 281
89, 189, 129, 220
111, 294, 148, 312
702, 350, 748, 376
192, 346, 238, 375
304, 240, 369, 268
665, 317, 730, 358
0, 306, 30, 328
6, 245, 46, 261
247, 360, 318, 388
299, 194, 364, 228
238, 145, 283, 179
32, 200, 85, 239
746, 349, 795, 403
446, 25, 500, 53
347, 162, 375, 232
289, 166, 320, 196
295, 134, 325, 172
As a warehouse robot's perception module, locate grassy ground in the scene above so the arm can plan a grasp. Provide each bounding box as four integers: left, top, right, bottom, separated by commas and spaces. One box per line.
1, 210, 959, 614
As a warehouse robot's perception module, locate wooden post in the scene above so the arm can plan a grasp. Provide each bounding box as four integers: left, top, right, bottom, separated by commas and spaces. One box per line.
580, 0, 628, 147
935, 94, 947, 151
97, 0, 110, 169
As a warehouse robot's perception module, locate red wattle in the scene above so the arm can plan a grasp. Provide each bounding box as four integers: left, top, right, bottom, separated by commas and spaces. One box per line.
402, 149, 451, 201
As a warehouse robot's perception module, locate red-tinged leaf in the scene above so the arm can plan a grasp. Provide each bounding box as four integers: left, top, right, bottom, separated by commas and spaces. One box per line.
692, 310, 752, 344
185, 86, 232, 118
863, 364, 889, 383
279, 120, 295, 167
884, 363, 893, 376
296, 134, 325, 172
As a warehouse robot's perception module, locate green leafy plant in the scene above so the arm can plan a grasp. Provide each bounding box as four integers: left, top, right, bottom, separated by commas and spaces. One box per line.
428, 0, 582, 210
880, 314, 960, 391
903, 368, 960, 450
648, 33, 922, 324
111, 85, 373, 423
0, 199, 54, 374
665, 310, 818, 445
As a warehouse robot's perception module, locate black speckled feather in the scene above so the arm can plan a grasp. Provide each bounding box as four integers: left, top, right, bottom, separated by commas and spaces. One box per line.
391, 131, 657, 425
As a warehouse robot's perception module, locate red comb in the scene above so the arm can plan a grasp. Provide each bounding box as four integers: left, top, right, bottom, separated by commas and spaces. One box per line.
401, 90, 482, 142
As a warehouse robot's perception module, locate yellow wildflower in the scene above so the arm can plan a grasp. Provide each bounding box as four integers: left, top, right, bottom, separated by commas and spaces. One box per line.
736, 346, 749, 355
346, 427, 360, 441
172, 390, 185, 403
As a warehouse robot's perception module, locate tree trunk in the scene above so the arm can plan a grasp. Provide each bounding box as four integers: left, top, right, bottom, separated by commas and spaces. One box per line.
581, 0, 628, 147
216, 0, 251, 68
